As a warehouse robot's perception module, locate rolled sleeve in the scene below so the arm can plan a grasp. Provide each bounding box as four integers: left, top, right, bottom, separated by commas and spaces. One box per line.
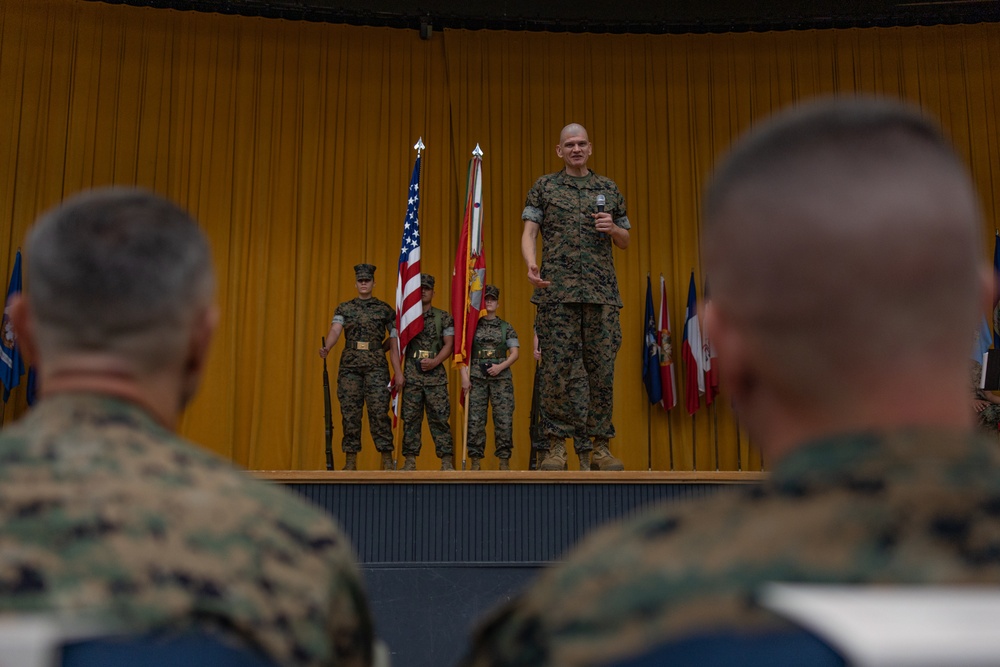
522, 205, 543, 224
614, 215, 632, 230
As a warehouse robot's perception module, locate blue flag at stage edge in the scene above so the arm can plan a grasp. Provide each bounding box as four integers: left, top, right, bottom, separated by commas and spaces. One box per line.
642, 275, 663, 404
992, 232, 1000, 350
1, 250, 26, 402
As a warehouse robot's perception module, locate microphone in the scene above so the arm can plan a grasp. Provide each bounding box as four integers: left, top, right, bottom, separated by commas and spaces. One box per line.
596, 194, 608, 236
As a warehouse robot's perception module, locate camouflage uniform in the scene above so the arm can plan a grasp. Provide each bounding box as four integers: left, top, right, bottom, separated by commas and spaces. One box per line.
333, 296, 396, 454
468, 317, 519, 461
402, 306, 455, 458
523, 170, 629, 450
462, 429, 1000, 667
972, 361, 1000, 439
0, 394, 374, 667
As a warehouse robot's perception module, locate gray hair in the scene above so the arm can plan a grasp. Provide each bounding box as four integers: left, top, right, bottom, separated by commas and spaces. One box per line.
26, 188, 215, 372
703, 97, 982, 403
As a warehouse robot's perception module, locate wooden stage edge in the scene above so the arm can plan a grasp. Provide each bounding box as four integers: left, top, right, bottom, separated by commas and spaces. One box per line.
253, 469, 767, 484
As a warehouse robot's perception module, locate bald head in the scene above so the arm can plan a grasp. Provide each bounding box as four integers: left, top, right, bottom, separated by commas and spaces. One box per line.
704, 98, 983, 428
560, 123, 589, 143
557, 123, 593, 175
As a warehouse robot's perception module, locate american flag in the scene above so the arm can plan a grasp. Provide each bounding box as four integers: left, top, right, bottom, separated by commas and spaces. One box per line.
395, 152, 424, 358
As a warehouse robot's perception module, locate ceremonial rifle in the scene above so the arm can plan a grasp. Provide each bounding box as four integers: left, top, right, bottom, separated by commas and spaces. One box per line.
322, 337, 334, 470
528, 360, 543, 471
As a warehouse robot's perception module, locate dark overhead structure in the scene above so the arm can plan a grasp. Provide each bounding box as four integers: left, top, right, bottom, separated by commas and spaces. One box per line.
89, 0, 1000, 34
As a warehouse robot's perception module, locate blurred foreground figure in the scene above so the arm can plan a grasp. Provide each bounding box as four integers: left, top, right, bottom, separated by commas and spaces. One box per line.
461, 98, 1000, 667
0, 188, 375, 666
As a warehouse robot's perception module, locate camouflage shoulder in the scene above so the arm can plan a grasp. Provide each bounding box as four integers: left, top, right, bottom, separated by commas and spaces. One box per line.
437, 307, 455, 328
374, 297, 395, 317
502, 319, 518, 341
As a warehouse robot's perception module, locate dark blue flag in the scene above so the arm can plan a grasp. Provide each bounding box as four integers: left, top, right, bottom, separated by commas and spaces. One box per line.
25, 367, 37, 406
993, 232, 1000, 349
1, 250, 26, 402
642, 274, 662, 404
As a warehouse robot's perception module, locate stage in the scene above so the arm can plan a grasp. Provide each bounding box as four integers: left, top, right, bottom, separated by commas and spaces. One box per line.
256, 470, 765, 667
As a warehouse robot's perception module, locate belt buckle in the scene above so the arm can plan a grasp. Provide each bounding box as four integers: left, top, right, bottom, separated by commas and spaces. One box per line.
417, 350, 431, 359
356, 341, 370, 351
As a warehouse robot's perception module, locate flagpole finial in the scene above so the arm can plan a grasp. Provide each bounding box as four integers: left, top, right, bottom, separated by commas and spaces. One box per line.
472, 144, 483, 158
414, 137, 425, 154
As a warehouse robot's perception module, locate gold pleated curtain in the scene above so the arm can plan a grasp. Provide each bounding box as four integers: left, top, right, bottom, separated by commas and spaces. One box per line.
1, 0, 998, 471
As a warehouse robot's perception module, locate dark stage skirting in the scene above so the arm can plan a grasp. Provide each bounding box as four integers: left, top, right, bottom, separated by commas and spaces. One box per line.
256, 471, 765, 667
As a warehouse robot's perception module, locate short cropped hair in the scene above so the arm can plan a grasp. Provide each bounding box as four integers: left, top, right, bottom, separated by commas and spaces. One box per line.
26, 188, 215, 372
703, 98, 982, 402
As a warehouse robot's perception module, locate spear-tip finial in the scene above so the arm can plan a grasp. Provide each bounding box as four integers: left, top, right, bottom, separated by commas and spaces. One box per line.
414, 137, 426, 154
473, 144, 483, 158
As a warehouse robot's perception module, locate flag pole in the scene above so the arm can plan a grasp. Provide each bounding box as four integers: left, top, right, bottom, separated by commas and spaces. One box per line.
461, 392, 470, 470
690, 415, 697, 470
392, 137, 426, 470
393, 363, 406, 470
646, 398, 652, 471
667, 411, 674, 471
735, 413, 742, 471
712, 402, 719, 471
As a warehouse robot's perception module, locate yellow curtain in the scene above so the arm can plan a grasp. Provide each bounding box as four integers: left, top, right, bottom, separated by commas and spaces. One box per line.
2, 0, 998, 471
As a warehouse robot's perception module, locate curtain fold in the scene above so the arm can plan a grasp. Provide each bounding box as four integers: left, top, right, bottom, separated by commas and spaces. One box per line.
2, 0, 997, 470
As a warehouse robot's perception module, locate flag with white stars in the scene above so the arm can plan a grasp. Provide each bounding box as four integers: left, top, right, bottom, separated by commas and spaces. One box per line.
395, 153, 424, 357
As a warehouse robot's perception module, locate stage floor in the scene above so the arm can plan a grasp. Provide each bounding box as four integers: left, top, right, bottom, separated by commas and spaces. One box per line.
255, 469, 766, 483
259, 468, 766, 667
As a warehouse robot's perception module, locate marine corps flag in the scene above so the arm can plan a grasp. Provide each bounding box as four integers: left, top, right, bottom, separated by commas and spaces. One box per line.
1, 251, 25, 403
642, 275, 662, 404
658, 275, 677, 411
451, 145, 486, 368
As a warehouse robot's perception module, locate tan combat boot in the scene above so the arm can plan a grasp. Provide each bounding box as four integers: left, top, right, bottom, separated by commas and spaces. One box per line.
470, 457, 482, 471
498, 458, 511, 471
440, 455, 455, 471
578, 450, 593, 471
591, 441, 625, 471
539, 442, 567, 471
381, 451, 395, 471
402, 455, 417, 471
342, 452, 357, 471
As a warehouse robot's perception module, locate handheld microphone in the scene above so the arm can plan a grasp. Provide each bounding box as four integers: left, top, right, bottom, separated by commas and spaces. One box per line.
595, 194, 608, 236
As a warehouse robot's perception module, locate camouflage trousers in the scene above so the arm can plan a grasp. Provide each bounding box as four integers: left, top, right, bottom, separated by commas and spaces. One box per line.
402, 382, 453, 457
978, 404, 1000, 441
467, 376, 514, 459
535, 303, 621, 448
337, 364, 393, 453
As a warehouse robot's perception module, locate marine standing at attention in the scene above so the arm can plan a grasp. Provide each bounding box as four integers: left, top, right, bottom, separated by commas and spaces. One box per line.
522, 123, 629, 471
401, 274, 456, 470
320, 263, 403, 471
460, 285, 520, 470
